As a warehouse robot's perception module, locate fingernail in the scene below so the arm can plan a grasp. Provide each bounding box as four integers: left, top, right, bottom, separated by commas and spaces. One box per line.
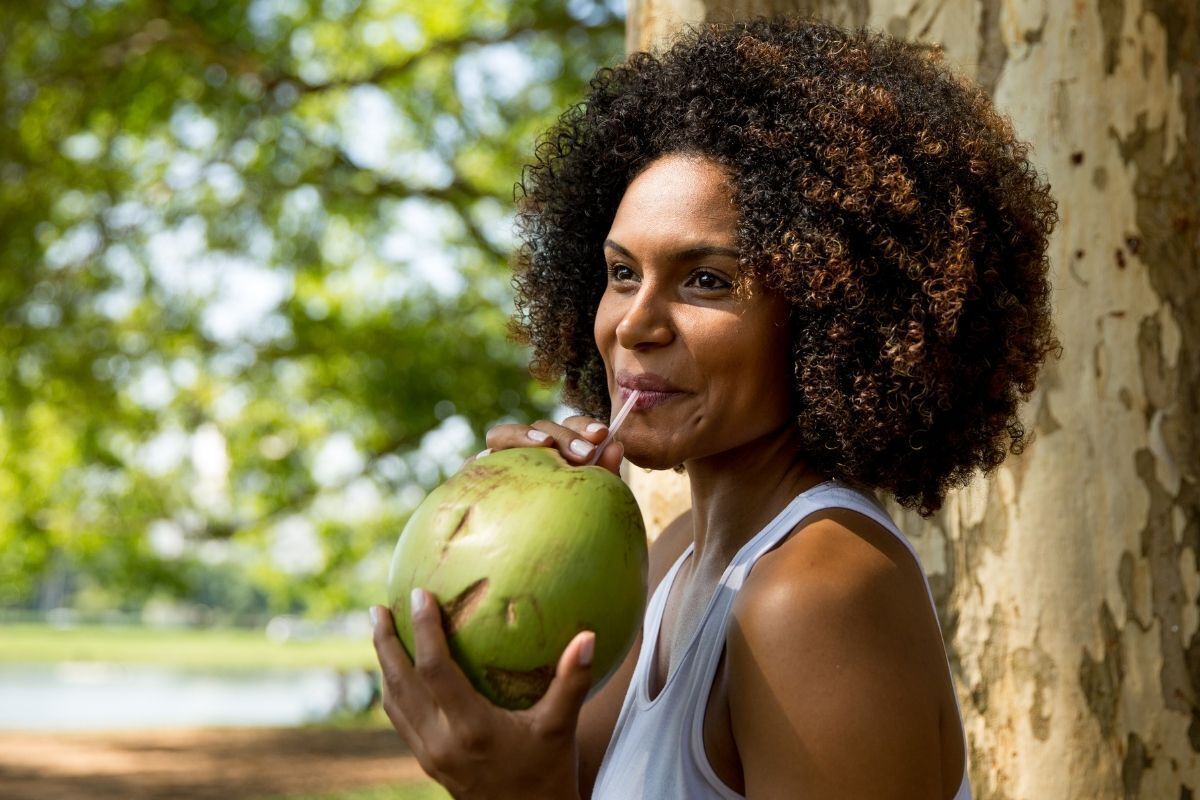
527, 430, 549, 443
368, 606, 378, 626
578, 634, 595, 668
475, 448, 491, 460
585, 422, 606, 434
570, 439, 594, 457
410, 589, 426, 617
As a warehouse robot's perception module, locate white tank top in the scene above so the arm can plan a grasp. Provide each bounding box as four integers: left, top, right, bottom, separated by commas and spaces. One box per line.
592, 480, 971, 799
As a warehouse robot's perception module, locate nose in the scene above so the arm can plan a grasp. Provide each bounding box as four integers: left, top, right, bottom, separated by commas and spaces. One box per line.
615, 276, 674, 351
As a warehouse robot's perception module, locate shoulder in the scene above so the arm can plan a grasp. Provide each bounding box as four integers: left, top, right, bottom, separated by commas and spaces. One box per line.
725, 506, 945, 797
730, 506, 933, 686
735, 505, 921, 625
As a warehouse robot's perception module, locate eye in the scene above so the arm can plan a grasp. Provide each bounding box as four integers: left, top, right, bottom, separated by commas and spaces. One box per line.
607, 263, 636, 283
688, 270, 731, 291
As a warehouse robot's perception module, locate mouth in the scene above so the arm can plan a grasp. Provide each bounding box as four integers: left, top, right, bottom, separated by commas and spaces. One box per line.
619, 386, 684, 410
614, 370, 687, 412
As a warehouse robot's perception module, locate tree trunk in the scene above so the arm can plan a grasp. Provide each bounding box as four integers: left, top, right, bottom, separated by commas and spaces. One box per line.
622, 2, 1199, 797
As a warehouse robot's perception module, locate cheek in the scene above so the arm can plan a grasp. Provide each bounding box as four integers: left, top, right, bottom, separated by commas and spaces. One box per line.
593, 293, 617, 356
755, 327, 796, 414
713, 319, 792, 406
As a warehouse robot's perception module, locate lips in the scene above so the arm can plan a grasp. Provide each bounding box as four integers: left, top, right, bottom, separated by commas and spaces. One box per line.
616, 371, 686, 410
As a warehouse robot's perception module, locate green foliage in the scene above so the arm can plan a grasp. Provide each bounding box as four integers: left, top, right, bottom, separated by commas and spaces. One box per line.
0, 0, 624, 615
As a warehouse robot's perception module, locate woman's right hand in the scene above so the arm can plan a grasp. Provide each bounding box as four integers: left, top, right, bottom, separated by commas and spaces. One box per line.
372, 600, 590, 800
471, 416, 625, 477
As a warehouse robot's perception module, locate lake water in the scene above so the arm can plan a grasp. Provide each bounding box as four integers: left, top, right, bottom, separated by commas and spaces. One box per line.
0, 662, 377, 731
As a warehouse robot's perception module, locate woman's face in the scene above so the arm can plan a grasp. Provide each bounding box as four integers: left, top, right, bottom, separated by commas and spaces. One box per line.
594, 153, 796, 470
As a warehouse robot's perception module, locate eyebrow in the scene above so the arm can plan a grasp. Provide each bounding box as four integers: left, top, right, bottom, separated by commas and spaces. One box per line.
604, 239, 740, 262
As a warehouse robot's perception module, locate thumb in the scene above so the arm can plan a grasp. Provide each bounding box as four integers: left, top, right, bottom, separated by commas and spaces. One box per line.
533, 630, 595, 733
600, 441, 624, 476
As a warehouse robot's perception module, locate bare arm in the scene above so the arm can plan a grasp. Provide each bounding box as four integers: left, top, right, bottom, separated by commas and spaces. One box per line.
575, 509, 692, 798
728, 512, 945, 800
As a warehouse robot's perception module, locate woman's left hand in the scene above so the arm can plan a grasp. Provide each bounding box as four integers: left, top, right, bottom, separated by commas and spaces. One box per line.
370, 594, 593, 800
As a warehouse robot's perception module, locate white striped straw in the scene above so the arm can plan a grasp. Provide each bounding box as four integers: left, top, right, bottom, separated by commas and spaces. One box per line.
587, 390, 640, 466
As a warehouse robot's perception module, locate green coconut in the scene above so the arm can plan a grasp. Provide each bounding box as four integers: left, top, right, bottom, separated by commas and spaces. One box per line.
386, 446, 648, 710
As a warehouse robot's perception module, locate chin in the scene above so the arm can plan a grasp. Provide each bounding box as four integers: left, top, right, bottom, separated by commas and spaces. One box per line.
620, 445, 683, 473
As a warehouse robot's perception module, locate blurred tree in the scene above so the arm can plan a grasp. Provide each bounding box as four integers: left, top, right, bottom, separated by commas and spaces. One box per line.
0, 0, 624, 616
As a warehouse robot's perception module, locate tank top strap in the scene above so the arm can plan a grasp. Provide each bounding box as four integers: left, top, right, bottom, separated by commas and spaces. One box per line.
648, 540, 693, 627
631, 538, 695, 689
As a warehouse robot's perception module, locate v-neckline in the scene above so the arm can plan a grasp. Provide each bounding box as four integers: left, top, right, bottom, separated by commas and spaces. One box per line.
644, 542, 699, 704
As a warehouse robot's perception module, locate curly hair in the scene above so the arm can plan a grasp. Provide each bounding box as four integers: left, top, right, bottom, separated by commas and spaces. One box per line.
508, 16, 1060, 516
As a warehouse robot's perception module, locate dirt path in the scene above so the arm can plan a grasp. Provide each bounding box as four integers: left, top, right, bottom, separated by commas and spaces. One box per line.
0, 727, 430, 800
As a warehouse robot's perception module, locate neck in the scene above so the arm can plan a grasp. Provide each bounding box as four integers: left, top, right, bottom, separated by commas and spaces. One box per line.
681, 422, 829, 573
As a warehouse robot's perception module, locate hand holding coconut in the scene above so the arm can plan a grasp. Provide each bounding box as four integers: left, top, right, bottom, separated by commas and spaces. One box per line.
371, 398, 646, 797
476, 414, 626, 475
370, 601, 594, 800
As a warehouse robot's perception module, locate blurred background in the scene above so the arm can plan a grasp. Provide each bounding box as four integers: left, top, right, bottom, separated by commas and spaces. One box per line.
0, 0, 624, 797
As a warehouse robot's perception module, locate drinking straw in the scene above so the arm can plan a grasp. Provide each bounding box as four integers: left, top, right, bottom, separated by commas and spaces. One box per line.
587, 390, 640, 466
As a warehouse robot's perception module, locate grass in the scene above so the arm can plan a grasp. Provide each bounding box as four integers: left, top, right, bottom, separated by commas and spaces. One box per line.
0, 623, 377, 669
271, 782, 451, 800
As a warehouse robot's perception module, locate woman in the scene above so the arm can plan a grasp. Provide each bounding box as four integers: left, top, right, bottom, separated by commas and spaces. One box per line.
370, 17, 1058, 799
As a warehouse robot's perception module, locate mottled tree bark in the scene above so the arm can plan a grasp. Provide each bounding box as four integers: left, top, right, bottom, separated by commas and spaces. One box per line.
622, 1, 1199, 797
